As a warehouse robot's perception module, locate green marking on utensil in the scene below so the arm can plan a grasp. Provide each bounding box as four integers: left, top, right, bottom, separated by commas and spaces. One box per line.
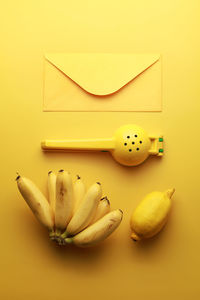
159, 137, 163, 142
159, 148, 164, 153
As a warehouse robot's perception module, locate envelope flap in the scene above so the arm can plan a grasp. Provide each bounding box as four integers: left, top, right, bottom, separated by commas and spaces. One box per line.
45, 53, 160, 96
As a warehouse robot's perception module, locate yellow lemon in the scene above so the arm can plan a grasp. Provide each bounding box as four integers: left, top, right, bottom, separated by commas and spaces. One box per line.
130, 188, 175, 241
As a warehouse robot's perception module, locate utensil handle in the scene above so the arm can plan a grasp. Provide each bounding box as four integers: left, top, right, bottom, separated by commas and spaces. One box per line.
41, 138, 115, 151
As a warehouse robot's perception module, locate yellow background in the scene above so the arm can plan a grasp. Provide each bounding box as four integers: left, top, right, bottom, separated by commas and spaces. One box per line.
1, 0, 200, 299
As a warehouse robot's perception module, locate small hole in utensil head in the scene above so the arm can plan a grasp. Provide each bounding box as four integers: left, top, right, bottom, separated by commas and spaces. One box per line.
127, 136, 130, 139
124, 143, 127, 146
136, 148, 139, 151
129, 149, 132, 152
139, 141, 142, 144
132, 141, 135, 145
135, 135, 138, 138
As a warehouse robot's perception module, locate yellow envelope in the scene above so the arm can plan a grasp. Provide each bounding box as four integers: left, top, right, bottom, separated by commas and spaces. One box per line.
43, 53, 161, 112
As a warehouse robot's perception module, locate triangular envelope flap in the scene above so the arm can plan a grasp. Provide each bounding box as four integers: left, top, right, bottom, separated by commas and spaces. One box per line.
45, 53, 160, 96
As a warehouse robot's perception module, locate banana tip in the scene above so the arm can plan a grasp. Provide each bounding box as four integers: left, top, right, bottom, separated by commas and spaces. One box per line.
59, 169, 64, 172
15, 174, 20, 181
48, 170, 52, 175
96, 182, 101, 185
101, 196, 110, 205
77, 175, 81, 179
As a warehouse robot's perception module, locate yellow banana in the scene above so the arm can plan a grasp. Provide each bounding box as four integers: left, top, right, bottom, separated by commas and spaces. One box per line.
55, 170, 74, 233
16, 175, 54, 231
47, 171, 56, 214
130, 188, 175, 241
64, 209, 123, 247
89, 196, 110, 225
65, 182, 102, 236
73, 175, 86, 213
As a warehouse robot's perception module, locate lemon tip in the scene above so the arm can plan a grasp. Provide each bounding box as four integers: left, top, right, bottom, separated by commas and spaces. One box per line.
165, 188, 175, 198
130, 232, 141, 242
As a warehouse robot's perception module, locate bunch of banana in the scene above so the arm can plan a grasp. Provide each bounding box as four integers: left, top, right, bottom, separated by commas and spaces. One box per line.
16, 170, 123, 247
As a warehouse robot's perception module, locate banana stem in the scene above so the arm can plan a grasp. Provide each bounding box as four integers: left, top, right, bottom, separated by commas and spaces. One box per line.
55, 228, 62, 237
49, 229, 57, 241
64, 238, 73, 245
49, 229, 55, 237
54, 230, 70, 245
60, 230, 69, 239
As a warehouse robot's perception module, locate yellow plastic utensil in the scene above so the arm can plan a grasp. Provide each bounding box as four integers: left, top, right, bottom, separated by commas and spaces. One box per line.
41, 124, 163, 166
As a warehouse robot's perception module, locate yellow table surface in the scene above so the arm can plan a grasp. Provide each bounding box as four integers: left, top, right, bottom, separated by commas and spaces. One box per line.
1, 1, 200, 299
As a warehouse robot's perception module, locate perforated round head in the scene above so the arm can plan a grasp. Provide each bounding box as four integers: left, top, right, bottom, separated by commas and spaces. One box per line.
111, 124, 151, 166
